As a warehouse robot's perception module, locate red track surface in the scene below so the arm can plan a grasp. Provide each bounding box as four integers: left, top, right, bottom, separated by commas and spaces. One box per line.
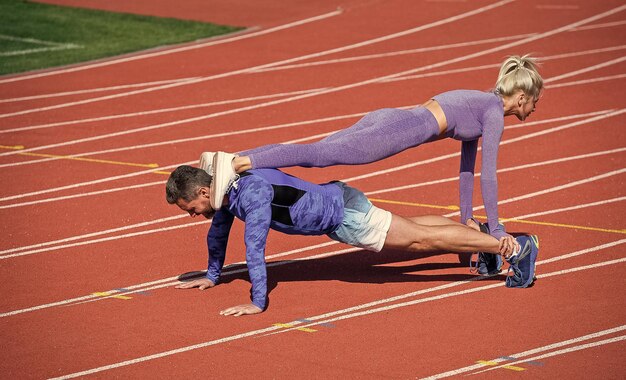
1, 0, 625, 378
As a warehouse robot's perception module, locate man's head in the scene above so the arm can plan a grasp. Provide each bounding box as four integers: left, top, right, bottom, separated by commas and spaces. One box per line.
166, 165, 215, 218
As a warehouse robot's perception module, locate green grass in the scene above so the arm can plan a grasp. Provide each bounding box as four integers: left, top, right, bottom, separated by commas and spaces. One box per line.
0, 0, 243, 76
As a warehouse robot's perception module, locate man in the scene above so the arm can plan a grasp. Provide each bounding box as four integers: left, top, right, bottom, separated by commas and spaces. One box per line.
166, 153, 538, 317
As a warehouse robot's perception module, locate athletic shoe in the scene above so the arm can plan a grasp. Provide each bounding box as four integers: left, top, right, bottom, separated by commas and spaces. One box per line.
505, 235, 539, 288
476, 222, 502, 276
473, 220, 503, 276
199, 151, 215, 174
210, 151, 238, 210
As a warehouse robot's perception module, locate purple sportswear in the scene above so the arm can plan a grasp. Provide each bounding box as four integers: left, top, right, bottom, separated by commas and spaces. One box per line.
244, 90, 507, 239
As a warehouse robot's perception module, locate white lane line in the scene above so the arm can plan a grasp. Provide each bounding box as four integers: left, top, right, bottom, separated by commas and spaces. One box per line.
0, 9, 343, 84
48, 242, 626, 380
0, 214, 186, 255
422, 325, 626, 379
547, 73, 626, 89
0, 218, 208, 260
0, 88, 327, 135
509, 196, 626, 221
0, 107, 619, 208
0, 78, 201, 104
472, 335, 626, 375
445, 168, 626, 219
0, 160, 194, 203
0, 42, 616, 167
364, 147, 626, 196
0, 241, 343, 317
4, 41, 619, 139
251, 33, 534, 73
4, 145, 622, 260
0, 1, 512, 120
546, 55, 626, 83
0, 180, 165, 210
385, 45, 626, 83
264, 240, 626, 335
4, 16, 622, 102
570, 19, 626, 31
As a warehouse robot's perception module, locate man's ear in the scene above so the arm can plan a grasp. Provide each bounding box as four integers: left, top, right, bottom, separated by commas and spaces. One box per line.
199, 187, 210, 198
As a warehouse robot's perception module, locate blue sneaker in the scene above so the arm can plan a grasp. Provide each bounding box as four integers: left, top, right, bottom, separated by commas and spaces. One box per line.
471, 220, 502, 276
505, 235, 539, 288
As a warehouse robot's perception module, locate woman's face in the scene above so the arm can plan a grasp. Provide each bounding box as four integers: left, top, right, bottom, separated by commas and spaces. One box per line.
516, 92, 539, 121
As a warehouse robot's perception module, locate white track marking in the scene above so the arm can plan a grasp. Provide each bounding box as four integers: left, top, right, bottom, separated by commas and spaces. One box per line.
546, 56, 626, 83
0, 107, 619, 208
0, 45, 606, 167
251, 33, 533, 73
0, 160, 195, 202
0, 241, 344, 317
2, 39, 616, 137
547, 73, 626, 88
0, 88, 326, 135
510, 196, 626, 220
473, 335, 626, 375
0, 1, 512, 119
445, 168, 626, 218
422, 324, 626, 379
266, 241, 626, 335
0, 214, 186, 255
48, 244, 626, 379
0, 218, 208, 260
0, 78, 201, 103
0, 180, 164, 210
364, 147, 626, 196
570, 19, 626, 31
0, 9, 343, 84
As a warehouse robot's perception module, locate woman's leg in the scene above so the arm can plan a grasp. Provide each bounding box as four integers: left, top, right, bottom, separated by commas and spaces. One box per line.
235, 108, 440, 172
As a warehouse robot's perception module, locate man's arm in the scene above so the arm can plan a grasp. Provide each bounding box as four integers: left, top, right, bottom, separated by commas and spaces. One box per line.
175, 209, 234, 290
225, 176, 274, 315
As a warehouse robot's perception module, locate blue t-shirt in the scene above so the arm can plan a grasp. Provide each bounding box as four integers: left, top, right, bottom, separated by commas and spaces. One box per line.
205, 169, 344, 309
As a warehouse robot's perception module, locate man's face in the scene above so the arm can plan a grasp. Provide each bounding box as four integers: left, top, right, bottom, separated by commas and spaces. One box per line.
176, 187, 215, 219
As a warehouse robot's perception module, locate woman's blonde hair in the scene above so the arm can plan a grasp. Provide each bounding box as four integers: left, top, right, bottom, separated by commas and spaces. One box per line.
495, 55, 543, 99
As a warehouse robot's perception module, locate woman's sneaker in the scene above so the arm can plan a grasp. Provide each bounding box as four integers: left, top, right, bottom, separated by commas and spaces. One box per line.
471, 219, 502, 276
210, 151, 238, 210
199, 152, 215, 174
505, 235, 539, 288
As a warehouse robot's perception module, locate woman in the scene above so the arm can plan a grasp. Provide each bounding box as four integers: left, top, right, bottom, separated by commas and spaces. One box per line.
208, 55, 543, 255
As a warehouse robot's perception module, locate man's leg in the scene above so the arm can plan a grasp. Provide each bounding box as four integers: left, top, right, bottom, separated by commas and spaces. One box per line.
383, 214, 501, 254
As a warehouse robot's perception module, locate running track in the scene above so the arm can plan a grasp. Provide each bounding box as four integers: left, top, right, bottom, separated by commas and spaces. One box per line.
1, 0, 625, 378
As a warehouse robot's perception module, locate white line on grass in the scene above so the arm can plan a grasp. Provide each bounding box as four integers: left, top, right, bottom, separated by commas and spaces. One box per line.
0, 9, 343, 84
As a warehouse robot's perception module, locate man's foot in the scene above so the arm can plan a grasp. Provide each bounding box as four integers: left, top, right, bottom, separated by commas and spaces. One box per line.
505, 235, 539, 288
199, 152, 215, 174
473, 220, 502, 275
210, 151, 238, 210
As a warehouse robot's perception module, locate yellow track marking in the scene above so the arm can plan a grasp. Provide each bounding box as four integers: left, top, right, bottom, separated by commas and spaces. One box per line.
370, 199, 625, 235
476, 360, 525, 372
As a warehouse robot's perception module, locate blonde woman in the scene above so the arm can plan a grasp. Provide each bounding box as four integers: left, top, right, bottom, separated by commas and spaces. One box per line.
207, 55, 543, 274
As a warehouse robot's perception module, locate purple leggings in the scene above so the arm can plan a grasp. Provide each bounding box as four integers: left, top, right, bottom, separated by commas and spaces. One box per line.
243, 107, 440, 168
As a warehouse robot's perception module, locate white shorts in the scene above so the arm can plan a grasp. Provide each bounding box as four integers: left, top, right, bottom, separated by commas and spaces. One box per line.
327, 183, 392, 252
